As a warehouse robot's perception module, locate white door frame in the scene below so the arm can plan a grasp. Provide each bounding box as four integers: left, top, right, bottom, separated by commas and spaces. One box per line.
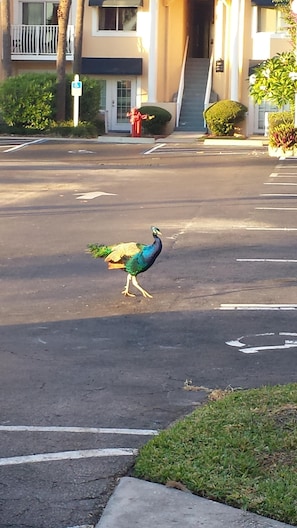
106, 78, 137, 131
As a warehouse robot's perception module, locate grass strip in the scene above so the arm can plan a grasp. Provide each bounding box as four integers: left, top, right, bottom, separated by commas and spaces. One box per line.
133, 383, 297, 525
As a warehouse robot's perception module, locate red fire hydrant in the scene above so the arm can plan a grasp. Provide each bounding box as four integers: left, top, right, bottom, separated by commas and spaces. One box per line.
127, 108, 148, 137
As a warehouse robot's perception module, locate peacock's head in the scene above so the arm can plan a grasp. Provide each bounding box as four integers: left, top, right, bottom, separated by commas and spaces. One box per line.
151, 226, 162, 237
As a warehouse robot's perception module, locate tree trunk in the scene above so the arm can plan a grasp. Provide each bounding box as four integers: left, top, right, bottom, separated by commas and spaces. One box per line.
56, 0, 71, 122
1, 0, 12, 78
73, 0, 85, 75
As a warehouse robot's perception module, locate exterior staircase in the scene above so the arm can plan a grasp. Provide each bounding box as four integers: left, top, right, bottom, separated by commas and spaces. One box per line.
177, 58, 210, 132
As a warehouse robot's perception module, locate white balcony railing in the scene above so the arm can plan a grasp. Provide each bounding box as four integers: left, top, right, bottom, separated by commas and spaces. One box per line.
11, 25, 74, 59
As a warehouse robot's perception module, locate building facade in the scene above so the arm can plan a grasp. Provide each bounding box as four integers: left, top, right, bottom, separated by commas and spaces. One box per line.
0, 0, 293, 134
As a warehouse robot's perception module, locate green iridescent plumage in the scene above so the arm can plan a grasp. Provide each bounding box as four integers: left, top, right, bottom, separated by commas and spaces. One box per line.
87, 227, 162, 298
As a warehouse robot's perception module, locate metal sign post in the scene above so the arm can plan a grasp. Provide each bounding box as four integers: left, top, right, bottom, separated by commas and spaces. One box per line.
71, 74, 82, 127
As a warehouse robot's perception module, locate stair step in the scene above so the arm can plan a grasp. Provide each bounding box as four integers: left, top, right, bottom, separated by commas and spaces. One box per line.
179, 57, 210, 132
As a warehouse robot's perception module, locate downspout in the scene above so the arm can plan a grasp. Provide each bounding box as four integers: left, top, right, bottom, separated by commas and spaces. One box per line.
230, 0, 240, 101
148, 0, 159, 102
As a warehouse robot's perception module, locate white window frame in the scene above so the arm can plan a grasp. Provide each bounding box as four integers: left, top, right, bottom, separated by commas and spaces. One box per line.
251, 5, 288, 37
92, 6, 140, 37
13, 0, 74, 25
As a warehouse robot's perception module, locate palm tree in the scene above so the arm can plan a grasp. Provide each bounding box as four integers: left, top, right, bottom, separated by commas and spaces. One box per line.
1, 0, 12, 78
56, 0, 71, 122
73, 0, 85, 74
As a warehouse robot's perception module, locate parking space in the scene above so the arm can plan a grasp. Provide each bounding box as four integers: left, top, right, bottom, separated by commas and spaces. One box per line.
0, 137, 47, 152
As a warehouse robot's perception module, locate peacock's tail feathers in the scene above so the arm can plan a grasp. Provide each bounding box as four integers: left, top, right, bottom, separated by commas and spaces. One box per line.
87, 244, 113, 259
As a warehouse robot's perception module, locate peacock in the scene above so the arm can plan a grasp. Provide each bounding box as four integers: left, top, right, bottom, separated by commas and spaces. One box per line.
88, 226, 162, 298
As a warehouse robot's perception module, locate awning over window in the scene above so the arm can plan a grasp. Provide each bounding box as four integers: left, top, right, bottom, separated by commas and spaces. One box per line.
251, 0, 274, 6
88, 0, 143, 6
81, 57, 142, 75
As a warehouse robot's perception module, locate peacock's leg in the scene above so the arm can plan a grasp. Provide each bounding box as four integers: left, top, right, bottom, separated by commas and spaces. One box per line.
122, 273, 135, 297
131, 276, 153, 298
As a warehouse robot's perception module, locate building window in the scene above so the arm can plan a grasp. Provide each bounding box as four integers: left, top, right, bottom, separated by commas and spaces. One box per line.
98, 7, 137, 31
22, 2, 59, 25
257, 7, 286, 33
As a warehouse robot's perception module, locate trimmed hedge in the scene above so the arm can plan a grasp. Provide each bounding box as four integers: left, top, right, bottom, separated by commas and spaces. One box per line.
138, 105, 172, 135
204, 99, 247, 136
0, 73, 56, 130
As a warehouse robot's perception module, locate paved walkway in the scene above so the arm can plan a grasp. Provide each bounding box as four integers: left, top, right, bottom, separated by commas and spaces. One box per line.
95, 477, 294, 528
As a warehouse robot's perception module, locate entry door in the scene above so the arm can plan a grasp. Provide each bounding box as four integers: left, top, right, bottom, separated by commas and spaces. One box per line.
253, 101, 279, 134
109, 79, 136, 131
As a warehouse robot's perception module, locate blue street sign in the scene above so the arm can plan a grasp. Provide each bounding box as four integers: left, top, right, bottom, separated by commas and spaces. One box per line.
72, 81, 82, 89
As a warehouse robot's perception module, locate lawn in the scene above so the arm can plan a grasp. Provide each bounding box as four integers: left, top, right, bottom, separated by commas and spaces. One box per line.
133, 383, 297, 526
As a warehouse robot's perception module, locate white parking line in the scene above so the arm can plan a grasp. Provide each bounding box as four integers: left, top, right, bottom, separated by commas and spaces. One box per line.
246, 227, 297, 231
260, 193, 297, 197
144, 143, 166, 155
256, 207, 297, 211
0, 425, 158, 435
0, 448, 138, 467
264, 182, 297, 186
4, 138, 46, 152
236, 258, 297, 263
66, 525, 93, 528
220, 304, 297, 310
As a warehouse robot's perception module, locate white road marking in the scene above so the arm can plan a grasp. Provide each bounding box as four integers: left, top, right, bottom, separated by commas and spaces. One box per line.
144, 143, 166, 155
226, 332, 297, 353
66, 525, 93, 528
0, 425, 158, 435
75, 191, 117, 200
256, 207, 297, 211
260, 193, 297, 197
246, 227, 297, 231
220, 304, 297, 310
236, 258, 297, 263
4, 138, 45, 152
68, 149, 94, 154
0, 448, 137, 467
264, 182, 297, 186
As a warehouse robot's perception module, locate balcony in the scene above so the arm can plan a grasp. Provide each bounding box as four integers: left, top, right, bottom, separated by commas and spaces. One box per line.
11, 25, 74, 60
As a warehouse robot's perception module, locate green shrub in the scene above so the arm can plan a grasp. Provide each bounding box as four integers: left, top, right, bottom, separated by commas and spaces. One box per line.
138, 105, 172, 135
268, 111, 294, 130
0, 73, 56, 130
0, 73, 101, 132
48, 120, 98, 138
65, 75, 101, 123
269, 122, 297, 151
203, 99, 247, 136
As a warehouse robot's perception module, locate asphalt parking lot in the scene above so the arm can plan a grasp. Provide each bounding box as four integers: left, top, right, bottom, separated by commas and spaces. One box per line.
1, 137, 297, 528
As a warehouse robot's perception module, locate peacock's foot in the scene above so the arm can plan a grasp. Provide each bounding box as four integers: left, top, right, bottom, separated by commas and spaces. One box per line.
141, 290, 153, 299
122, 289, 135, 297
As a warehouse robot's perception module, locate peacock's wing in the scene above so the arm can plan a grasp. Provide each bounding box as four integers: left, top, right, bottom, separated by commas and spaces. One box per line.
104, 242, 144, 263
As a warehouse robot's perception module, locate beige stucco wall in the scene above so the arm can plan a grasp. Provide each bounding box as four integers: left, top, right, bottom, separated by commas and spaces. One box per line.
212, 0, 292, 112
155, 1, 187, 103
